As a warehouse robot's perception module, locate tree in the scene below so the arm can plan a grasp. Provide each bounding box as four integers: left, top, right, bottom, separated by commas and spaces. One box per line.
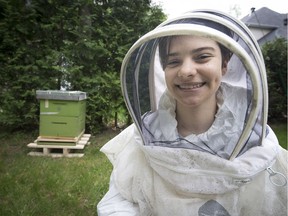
0, 0, 166, 132
0, 0, 63, 130
262, 38, 287, 122
61, 0, 166, 132
229, 4, 242, 18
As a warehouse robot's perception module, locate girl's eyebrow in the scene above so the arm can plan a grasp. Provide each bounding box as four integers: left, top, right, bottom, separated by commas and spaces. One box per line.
167, 47, 216, 57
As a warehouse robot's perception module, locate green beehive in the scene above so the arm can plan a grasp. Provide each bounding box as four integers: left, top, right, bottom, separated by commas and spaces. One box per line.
36, 90, 87, 139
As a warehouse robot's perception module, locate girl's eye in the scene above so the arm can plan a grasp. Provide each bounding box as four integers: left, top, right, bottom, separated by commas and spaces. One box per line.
166, 59, 180, 67
195, 54, 212, 62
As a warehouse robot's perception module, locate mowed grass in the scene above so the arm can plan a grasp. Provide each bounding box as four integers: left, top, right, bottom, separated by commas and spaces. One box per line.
0, 123, 286, 215
0, 129, 120, 216
269, 123, 287, 149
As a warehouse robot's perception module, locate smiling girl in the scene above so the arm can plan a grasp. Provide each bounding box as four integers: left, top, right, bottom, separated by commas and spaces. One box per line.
97, 10, 287, 216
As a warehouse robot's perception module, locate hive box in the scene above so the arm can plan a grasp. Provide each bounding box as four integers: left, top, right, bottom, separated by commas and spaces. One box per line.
36, 90, 87, 139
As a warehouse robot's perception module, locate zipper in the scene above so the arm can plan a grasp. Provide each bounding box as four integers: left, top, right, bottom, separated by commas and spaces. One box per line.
150, 158, 263, 185
266, 166, 287, 187
149, 156, 287, 187
189, 166, 288, 187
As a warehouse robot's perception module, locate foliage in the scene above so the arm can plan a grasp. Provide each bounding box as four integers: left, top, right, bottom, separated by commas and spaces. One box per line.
0, 0, 166, 133
262, 38, 287, 122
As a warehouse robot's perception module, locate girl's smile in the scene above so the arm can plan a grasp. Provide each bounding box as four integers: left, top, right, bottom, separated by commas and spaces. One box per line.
177, 82, 206, 90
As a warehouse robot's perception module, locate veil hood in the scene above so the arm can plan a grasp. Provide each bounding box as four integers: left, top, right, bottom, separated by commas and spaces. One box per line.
120, 10, 268, 160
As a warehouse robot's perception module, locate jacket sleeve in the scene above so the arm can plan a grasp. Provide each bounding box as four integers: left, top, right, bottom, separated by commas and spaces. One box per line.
97, 124, 141, 215
97, 173, 140, 216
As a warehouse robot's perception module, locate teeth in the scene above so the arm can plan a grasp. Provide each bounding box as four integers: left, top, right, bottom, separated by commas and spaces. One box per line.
179, 83, 204, 89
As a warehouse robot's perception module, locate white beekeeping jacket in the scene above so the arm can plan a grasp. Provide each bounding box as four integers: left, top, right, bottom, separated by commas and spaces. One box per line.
97, 10, 287, 216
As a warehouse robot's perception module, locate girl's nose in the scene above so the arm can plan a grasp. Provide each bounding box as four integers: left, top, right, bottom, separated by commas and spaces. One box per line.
177, 59, 197, 78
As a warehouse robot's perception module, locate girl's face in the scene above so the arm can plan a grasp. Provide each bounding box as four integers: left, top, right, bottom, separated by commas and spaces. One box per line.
164, 35, 228, 109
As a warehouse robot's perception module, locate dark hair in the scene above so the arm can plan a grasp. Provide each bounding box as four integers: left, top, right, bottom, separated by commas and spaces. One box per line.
158, 19, 233, 69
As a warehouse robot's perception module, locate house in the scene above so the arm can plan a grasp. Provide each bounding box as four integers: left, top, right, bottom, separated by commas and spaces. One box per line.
241, 7, 287, 45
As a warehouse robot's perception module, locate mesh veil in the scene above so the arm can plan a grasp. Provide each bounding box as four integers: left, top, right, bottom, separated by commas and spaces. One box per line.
121, 10, 267, 160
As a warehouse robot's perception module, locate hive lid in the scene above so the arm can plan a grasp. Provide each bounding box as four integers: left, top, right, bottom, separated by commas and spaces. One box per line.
36, 90, 87, 101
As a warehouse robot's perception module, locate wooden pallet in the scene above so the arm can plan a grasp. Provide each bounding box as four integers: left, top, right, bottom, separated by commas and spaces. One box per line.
27, 134, 91, 158
37, 130, 85, 144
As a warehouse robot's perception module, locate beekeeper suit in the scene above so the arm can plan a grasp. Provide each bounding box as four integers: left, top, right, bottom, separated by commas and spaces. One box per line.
97, 10, 287, 216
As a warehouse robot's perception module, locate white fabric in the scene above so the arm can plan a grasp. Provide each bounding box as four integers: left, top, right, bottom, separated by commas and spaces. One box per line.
97, 86, 287, 215
97, 123, 287, 216
151, 49, 166, 111
142, 83, 248, 158
97, 173, 140, 215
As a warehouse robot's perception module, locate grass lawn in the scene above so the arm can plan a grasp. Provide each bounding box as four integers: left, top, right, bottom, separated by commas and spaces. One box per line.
0, 123, 286, 215
269, 123, 287, 149
0, 129, 120, 216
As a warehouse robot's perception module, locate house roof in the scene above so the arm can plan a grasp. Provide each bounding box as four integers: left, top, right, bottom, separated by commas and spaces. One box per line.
241, 7, 287, 45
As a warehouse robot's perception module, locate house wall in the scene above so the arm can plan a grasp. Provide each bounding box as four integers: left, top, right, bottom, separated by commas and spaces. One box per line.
249, 27, 271, 41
